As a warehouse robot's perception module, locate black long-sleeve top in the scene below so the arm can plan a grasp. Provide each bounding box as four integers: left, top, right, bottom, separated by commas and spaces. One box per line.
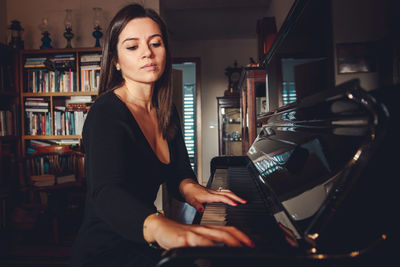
70, 91, 196, 266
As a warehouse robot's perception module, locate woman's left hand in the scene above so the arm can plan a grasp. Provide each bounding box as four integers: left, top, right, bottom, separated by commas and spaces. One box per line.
179, 179, 247, 212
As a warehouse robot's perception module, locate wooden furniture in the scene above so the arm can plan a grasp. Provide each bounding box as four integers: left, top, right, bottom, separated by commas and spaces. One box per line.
14, 47, 98, 242
256, 17, 277, 61
239, 67, 266, 153
0, 44, 20, 229
217, 96, 242, 156
19, 47, 101, 156
22, 145, 85, 243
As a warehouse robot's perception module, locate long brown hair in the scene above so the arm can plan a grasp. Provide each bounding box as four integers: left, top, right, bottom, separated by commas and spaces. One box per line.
98, 4, 175, 140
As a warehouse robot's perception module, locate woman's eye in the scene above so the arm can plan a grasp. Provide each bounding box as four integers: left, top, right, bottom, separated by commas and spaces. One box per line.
151, 42, 162, 47
127, 46, 138, 50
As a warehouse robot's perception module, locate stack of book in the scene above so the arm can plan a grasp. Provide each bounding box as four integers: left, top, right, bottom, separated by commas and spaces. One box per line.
24, 54, 77, 93
53, 96, 92, 136
80, 54, 101, 92
24, 57, 46, 68
47, 54, 75, 70
26, 153, 78, 185
25, 97, 49, 112
24, 98, 51, 135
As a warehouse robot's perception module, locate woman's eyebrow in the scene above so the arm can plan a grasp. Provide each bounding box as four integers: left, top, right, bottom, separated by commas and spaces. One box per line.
122, 34, 162, 44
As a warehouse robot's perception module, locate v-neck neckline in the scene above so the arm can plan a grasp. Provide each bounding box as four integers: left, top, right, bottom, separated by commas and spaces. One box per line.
112, 91, 171, 166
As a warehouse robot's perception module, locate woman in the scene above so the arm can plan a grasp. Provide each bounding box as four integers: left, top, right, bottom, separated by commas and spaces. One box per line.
71, 4, 253, 267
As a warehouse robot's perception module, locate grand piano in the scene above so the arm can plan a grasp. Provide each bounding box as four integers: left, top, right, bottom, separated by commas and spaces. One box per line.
158, 0, 398, 265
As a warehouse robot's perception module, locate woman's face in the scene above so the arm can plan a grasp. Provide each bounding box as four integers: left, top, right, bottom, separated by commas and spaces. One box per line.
116, 17, 166, 86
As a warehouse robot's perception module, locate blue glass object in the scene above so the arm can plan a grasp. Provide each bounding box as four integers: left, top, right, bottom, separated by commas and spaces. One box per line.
40, 31, 52, 49
92, 26, 103, 47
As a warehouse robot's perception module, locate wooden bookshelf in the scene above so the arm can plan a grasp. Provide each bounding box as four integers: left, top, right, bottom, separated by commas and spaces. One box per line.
19, 47, 102, 156
0, 44, 20, 229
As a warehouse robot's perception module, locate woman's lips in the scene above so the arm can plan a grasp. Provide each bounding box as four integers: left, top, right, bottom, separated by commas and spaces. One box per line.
141, 64, 156, 70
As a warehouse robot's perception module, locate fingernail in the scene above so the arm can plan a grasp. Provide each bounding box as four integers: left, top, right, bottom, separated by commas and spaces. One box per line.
232, 202, 238, 206
242, 200, 247, 204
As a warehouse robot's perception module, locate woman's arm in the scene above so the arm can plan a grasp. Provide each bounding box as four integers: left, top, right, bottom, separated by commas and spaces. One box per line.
179, 178, 247, 212
167, 105, 246, 211
143, 212, 254, 249
83, 100, 156, 243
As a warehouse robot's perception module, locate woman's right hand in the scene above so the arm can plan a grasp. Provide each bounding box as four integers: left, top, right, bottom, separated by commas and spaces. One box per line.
143, 213, 255, 250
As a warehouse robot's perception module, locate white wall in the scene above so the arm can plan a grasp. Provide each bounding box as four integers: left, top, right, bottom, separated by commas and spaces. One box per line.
6, 0, 159, 49
171, 38, 258, 183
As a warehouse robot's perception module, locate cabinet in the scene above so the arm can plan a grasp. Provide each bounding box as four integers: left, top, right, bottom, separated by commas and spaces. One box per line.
0, 44, 19, 229
239, 67, 266, 153
19, 47, 101, 156
217, 96, 242, 156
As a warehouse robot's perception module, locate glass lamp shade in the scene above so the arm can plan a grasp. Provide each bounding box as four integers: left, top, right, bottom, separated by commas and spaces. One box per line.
39, 17, 52, 49
39, 17, 49, 33
64, 9, 72, 30
93, 7, 102, 29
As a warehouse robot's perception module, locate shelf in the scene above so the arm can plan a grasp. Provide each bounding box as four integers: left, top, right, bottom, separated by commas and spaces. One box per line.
21, 47, 101, 55
29, 181, 82, 191
22, 135, 81, 140
0, 91, 18, 97
0, 136, 18, 141
22, 92, 98, 97
19, 47, 102, 156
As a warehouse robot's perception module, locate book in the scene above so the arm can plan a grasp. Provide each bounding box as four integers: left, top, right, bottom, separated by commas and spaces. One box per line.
30, 174, 55, 187
66, 95, 93, 104
25, 108, 49, 113
57, 173, 76, 184
80, 54, 102, 63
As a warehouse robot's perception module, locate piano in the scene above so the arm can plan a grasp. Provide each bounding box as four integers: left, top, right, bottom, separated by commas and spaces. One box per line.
157, 0, 398, 264
157, 79, 397, 266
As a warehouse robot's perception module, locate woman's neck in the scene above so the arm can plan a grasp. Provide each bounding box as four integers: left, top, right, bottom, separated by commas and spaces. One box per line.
123, 81, 154, 113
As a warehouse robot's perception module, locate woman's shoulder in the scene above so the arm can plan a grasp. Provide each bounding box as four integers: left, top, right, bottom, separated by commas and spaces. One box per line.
86, 91, 128, 122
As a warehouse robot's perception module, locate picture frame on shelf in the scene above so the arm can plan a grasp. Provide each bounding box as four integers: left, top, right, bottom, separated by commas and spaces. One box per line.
336, 42, 377, 74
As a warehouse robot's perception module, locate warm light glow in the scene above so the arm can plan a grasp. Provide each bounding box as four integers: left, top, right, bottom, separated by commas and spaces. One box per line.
315, 254, 326, 259
353, 149, 362, 161
308, 233, 319, 240
349, 251, 360, 257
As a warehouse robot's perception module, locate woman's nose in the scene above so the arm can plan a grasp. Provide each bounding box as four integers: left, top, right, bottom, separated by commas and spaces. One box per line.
141, 44, 153, 58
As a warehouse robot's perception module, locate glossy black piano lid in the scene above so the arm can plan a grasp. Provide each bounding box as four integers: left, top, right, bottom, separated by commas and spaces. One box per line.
247, 79, 391, 249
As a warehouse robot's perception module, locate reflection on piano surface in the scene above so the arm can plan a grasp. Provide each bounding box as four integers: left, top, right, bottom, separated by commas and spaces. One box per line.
158, 80, 397, 267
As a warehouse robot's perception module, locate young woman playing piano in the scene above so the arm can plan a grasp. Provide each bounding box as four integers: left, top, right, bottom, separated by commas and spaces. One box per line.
70, 4, 254, 267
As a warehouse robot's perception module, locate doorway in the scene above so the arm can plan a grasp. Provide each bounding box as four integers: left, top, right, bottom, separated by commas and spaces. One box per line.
172, 58, 202, 183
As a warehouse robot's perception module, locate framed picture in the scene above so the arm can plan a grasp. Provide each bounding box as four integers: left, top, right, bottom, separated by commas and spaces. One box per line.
336, 42, 377, 74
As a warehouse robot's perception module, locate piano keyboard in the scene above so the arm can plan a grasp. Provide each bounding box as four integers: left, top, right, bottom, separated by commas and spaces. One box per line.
200, 168, 228, 226
199, 166, 282, 246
